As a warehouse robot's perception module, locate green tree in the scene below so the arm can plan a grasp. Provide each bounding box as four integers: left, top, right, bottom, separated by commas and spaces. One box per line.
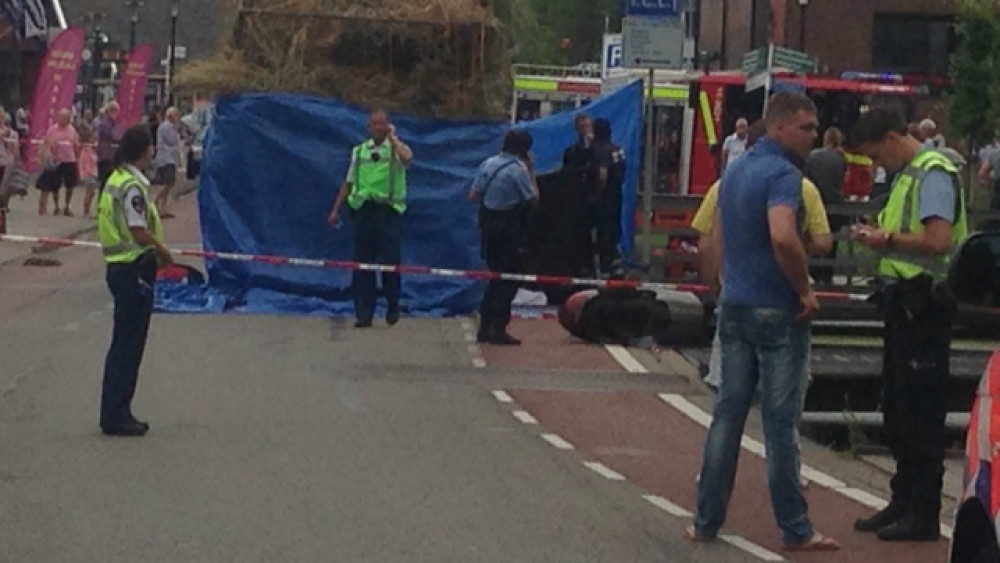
496, 0, 622, 64
949, 0, 1000, 145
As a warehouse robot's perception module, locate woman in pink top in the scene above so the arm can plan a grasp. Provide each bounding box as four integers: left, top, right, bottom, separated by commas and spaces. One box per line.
78, 126, 99, 216
38, 108, 80, 216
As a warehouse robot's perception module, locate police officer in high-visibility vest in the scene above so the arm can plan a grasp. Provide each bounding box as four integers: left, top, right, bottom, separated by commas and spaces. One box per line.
97, 125, 172, 437
328, 109, 414, 328
850, 108, 968, 542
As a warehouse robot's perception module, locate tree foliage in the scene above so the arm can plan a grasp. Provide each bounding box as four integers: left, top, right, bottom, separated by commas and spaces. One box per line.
949, 0, 1000, 144
495, 0, 622, 64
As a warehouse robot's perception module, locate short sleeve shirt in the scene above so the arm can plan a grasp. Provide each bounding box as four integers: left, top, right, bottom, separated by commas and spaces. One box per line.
692, 178, 829, 237
471, 153, 535, 211
122, 165, 151, 228
45, 124, 79, 164
722, 133, 747, 168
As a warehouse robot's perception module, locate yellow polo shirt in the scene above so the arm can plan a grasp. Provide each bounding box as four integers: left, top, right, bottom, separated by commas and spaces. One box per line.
690, 178, 831, 237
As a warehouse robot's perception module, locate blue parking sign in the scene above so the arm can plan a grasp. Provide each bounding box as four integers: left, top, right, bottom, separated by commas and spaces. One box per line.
624, 0, 680, 18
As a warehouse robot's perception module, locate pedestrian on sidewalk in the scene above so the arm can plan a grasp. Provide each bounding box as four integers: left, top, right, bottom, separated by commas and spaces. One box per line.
469, 129, 538, 346
327, 109, 413, 328
97, 124, 172, 437
96, 102, 121, 188
78, 126, 99, 216
689, 93, 838, 552
849, 108, 967, 542
153, 107, 182, 218
38, 109, 80, 216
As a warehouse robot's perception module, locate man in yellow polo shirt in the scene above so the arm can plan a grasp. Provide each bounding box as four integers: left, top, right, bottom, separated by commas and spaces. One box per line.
692, 119, 832, 389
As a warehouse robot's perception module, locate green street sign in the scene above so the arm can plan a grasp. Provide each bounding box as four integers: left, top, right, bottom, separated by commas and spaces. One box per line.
773, 46, 816, 74
740, 47, 767, 73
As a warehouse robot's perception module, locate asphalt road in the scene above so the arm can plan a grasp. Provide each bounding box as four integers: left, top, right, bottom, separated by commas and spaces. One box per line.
0, 239, 758, 560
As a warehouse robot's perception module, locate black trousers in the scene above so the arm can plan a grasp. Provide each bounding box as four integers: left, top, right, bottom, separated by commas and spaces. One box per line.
880, 278, 953, 522
587, 196, 622, 274
478, 206, 527, 337
101, 254, 156, 428
352, 201, 402, 323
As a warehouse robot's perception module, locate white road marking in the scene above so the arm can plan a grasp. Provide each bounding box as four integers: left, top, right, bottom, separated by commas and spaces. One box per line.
642, 494, 692, 518
583, 461, 626, 481
605, 345, 649, 374
512, 410, 538, 425
540, 433, 575, 450
472, 357, 487, 369
463, 333, 476, 342
838, 488, 887, 510
719, 535, 785, 562
491, 390, 513, 403
61, 322, 79, 332
659, 393, 955, 540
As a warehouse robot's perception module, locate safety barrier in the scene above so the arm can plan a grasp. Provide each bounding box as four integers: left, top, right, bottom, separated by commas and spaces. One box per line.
0, 232, 870, 302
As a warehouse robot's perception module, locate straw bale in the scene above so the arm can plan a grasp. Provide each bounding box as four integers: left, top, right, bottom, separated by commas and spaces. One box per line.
175, 0, 512, 119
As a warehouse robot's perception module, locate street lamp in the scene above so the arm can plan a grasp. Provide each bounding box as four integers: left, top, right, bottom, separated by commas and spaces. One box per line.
124, 0, 144, 51
798, 0, 809, 52
168, 0, 179, 106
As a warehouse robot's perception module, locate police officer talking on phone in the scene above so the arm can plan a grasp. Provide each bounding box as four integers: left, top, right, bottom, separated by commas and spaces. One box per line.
849, 108, 968, 542
328, 109, 414, 328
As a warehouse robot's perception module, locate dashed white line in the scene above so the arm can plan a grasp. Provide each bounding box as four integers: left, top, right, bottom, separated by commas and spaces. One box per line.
472, 357, 487, 369
583, 461, 626, 481
719, 535, 785, 562
642, 494, 692, 518
838, 487, 888, 510
491, 390, 513, 403
540, 433, 575, 450
605, 345, 649, 374
511, 410, 538, 425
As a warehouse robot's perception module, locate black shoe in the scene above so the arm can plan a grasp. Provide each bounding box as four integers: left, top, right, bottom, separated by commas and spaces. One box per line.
476, 331, 493, 344
386, 308, 400, 326
854, 504, 905, 532
876, 514, 940, 542
490, 332, 522, 346
354, 319, 373, 328
101, 421, 149, 437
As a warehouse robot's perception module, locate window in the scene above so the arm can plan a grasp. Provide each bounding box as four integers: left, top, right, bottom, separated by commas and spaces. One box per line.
872, 14, 955, 75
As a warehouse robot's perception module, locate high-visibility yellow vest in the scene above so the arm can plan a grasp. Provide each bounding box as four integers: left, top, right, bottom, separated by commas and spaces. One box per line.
347, 141, 407, 214
877, 150, 968, 280
97, 166, 164, 264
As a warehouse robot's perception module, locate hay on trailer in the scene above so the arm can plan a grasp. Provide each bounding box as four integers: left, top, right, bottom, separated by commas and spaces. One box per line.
176, 0, 513, 119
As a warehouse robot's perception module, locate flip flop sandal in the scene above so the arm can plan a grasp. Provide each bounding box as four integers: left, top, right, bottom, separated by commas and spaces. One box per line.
684, 526, 712, 543
783, 533, 840, 552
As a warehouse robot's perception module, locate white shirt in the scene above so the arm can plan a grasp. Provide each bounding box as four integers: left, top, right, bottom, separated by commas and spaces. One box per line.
722, 133, 747, 169
122, 164, 151, 228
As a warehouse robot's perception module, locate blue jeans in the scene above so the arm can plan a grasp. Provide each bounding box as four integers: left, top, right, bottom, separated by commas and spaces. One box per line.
694, 304, 813, 545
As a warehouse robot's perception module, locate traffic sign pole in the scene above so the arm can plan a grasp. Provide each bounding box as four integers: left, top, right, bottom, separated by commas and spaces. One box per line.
762, 43, 775, 114
643, 67, 655, 265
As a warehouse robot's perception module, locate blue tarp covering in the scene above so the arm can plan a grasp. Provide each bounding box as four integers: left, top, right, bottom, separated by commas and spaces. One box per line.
163, 82, 642, 317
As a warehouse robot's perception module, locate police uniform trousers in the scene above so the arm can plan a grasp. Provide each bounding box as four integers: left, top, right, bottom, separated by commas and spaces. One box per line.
352, 201, 402, 323
478, 204, 529, 337
879, 275, 953, 523
587, 189, 622, 274
101, 251, 157, 428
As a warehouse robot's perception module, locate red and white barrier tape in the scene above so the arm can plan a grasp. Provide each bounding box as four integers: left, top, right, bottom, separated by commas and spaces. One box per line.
0, 233, 871, 302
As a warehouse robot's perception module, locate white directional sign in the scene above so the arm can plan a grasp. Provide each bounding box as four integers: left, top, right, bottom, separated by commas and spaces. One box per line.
622, 16, 685, 70
602, 34, 625, 78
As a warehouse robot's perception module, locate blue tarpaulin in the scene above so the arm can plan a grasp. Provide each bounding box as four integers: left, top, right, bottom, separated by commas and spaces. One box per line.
162, 81, 642, 317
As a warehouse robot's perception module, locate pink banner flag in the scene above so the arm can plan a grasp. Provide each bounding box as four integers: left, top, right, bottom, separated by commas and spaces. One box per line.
25, 27, 86, 173
116, 44, 155, 130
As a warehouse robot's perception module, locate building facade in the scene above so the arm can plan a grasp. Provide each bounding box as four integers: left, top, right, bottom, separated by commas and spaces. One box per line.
700, 0, 958, 78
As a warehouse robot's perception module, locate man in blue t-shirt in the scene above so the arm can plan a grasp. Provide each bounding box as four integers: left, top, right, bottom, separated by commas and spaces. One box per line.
690, 93, 839, 552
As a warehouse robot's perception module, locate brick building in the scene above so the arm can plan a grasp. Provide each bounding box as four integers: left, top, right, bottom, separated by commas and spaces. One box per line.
699, 0, 958, 78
